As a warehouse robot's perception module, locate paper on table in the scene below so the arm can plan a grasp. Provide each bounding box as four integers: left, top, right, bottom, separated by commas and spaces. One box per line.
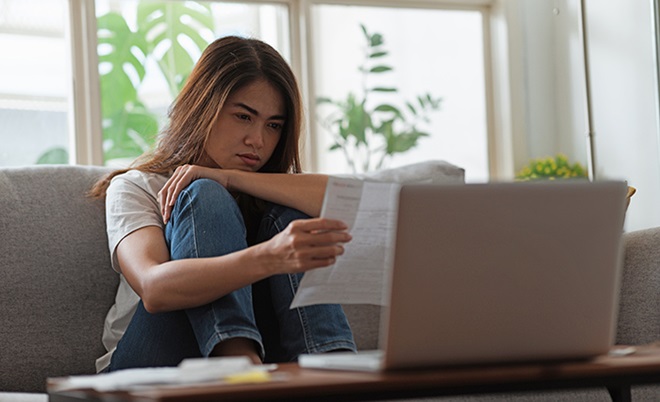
290, 177, 400, 308
49, 356, 277, 392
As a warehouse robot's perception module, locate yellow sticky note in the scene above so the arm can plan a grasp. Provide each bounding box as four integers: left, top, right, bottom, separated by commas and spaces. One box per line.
225, 370, 271, 384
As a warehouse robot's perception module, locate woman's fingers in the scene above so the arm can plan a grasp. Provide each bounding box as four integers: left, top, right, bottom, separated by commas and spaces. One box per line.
158, 165, 198, 223
288, 219, 352, 246
265, 218, 352, 273
290, 217, 348, 233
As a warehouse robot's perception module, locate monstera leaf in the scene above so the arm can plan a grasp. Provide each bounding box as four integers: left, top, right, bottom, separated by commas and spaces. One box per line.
96, 2, 216, 163
97, 12, 149, 117
137, 1, 214, 95
36, 147, 68, 164
103, 100, 160, 161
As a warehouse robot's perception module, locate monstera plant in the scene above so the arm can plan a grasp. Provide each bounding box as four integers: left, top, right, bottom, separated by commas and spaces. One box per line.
317, 24, 442, 173
37, 1, 215, 164
98, 1, 214, 162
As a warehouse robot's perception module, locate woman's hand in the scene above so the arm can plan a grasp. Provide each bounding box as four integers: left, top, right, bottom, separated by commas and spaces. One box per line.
158, 164, 227, 223
258, 218, 352, 274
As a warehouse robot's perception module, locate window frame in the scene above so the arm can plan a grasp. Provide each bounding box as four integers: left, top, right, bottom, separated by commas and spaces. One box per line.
66, 0, 515, 179
68, 0, 103, 165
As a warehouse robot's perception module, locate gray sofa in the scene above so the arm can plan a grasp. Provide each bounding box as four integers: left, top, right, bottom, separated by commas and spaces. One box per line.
1, 164, 659, 401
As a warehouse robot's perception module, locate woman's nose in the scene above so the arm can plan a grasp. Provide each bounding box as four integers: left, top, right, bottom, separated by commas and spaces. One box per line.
245, 126, 265, 149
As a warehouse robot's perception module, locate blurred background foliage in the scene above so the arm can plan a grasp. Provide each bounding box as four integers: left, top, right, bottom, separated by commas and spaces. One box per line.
37, 1, 214, 164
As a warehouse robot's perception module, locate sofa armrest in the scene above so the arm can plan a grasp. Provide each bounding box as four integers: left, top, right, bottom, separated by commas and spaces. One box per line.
616, 227, 660, 345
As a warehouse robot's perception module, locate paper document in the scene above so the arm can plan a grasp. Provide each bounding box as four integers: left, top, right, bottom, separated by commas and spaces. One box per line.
49, 357, 278, 392
290, 177, 400, 308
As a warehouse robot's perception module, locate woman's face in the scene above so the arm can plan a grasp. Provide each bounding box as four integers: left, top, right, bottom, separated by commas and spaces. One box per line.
202, 79, 285, 171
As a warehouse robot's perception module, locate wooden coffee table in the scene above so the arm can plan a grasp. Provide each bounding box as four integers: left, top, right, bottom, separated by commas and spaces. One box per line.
48, 345, 660, 402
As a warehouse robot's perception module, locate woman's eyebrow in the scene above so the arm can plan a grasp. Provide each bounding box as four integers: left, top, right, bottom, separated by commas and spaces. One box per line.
233, 102, 285, 120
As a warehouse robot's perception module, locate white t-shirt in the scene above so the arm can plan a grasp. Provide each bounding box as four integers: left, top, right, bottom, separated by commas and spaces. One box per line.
96, 170, 169, 372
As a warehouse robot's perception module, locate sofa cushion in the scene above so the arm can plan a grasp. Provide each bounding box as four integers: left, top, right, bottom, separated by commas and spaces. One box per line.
0, 165, 117, 392
349, 159, 465, 185
617, 226, 660, 344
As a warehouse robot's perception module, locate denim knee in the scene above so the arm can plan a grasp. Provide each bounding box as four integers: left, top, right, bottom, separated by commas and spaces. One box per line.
164, 178, 264, 358
166, 179, 247, 259
256, 204, 310, 244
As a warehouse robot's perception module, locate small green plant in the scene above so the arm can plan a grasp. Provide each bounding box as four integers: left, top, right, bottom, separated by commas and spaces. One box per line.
515, 154, 588, 181
317, 24, 442, 173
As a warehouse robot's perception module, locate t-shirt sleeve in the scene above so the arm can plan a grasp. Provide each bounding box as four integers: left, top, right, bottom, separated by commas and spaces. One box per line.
105, 175, 164, 273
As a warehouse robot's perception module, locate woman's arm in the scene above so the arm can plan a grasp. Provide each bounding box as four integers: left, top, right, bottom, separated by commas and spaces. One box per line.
118, 218, 350, 313
159, 165, 328, 223
227, 169, 328, 217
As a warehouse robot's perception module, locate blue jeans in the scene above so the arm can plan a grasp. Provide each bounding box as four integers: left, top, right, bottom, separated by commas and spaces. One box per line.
108, 179, 356, 370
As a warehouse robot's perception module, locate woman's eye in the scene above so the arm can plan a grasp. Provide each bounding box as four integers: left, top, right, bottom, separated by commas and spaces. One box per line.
268, 122, 283, 130
237, 114, 251, 121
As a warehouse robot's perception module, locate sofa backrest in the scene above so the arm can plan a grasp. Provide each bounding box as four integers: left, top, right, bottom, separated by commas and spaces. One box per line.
0, 165, 118, 392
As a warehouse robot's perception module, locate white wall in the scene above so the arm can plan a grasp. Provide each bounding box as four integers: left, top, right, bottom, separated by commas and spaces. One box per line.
513, 0, 586, 165
586, 0, 660, 231
516, 0, 660, 232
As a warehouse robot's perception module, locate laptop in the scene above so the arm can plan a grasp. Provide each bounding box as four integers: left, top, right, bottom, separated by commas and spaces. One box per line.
299, 180, 627, 371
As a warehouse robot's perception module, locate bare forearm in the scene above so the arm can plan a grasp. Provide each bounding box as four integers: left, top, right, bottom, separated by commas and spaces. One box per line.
226, 171, 328, 217
139, 247, 270, 312
159, 166, 329, 223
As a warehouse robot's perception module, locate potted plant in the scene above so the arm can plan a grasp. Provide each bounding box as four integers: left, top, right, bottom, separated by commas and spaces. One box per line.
317, 24, 442, 173
515, 154, 588, 181
516, 153, 636, 209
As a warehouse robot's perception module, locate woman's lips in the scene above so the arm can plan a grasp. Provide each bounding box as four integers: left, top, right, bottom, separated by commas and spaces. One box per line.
238, 153, 260, 167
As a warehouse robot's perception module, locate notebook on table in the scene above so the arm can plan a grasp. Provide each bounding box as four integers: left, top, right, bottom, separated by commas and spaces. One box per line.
299, 181, 628, 372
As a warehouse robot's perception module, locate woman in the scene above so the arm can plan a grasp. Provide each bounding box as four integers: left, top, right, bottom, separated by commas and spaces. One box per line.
90, 36, 356, 372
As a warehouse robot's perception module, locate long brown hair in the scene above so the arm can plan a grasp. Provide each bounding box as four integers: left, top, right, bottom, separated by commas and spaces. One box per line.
90, 36, 303, 198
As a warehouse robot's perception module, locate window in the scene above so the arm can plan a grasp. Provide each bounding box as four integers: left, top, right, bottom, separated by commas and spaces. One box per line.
0, 0, 71, 166
310, 3, 490, 182
94, 0, 290, 167
1, 0, 495, 183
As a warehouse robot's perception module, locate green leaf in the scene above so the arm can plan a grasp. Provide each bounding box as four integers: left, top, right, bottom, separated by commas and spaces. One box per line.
137, 1, 214, 95
316, 97, 334, 104
406, 102, 418, 116
371, 87, 397, 92
370, 65, 393, 73
103, 102, 160, 161
36, 147, 68, 164
329, 143, 342, 151
374, 120, 394, 138
345, 96, 370, 145
97, 12, 148, 116
385, 131, 429, 154
374, 104, 403, 119
369, 51, 388, 58
127, 111, 160, 142
338, 125, 349, 141
426, 93, 442, 109
360, 23, 369, 40
370, 33, 384, 47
